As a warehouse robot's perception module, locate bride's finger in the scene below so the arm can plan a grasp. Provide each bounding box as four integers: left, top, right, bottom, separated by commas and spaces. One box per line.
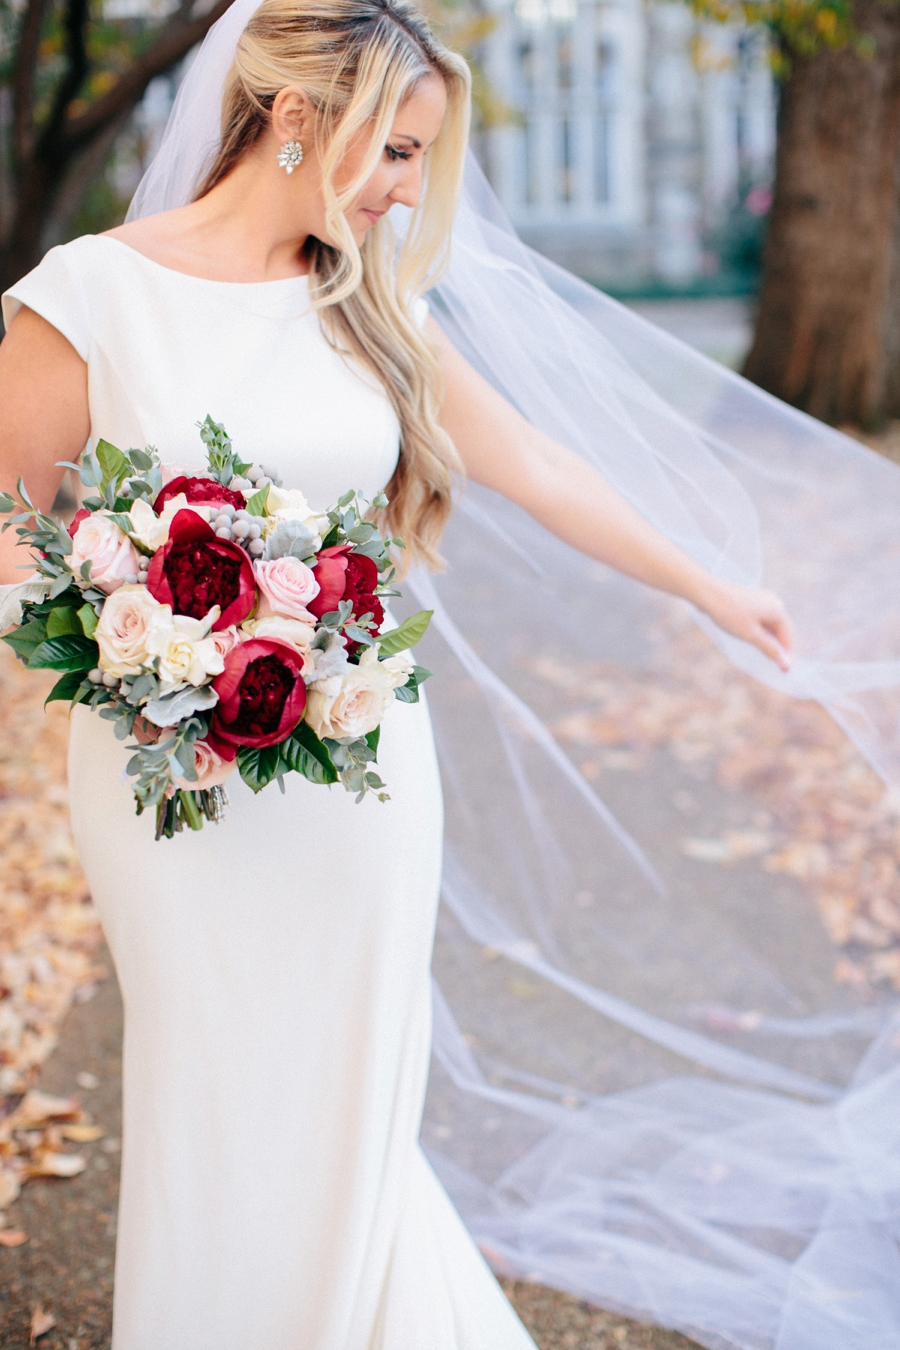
755, 623, 791, 671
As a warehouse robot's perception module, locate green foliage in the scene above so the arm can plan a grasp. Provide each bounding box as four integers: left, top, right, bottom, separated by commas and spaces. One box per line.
687, 0, 868, 67
27, 633, 98, 671
377, 610, 433, 657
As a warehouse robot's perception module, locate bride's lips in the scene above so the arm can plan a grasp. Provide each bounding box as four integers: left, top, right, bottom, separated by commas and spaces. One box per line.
361, 208, 386, 226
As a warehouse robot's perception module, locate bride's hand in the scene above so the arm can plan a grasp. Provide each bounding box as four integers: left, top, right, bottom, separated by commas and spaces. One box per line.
700, 580, 794, 672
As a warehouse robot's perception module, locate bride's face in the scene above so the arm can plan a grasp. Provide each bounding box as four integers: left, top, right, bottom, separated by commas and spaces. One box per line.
338, 74, 448, 245
272, 73, 448, 249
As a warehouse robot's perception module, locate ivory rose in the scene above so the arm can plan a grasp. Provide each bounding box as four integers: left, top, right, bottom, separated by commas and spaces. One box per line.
241, 614, 315, 665
70, 512, 140, 594
95, 584, 164, 676
172, 739, 237, 791
128, 495, 211, 551
304, 646, 400, 741
254, 556, 319, 622
145, 609, 225, 687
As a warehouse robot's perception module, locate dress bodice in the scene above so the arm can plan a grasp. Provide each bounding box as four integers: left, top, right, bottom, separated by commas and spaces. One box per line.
1, 235, 404, 511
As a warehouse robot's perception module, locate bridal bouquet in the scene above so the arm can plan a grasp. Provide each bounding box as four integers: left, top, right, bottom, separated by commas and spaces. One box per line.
0, 417, 432, 839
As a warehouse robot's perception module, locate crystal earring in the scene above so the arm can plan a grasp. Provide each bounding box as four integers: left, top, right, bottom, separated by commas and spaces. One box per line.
277, 140, 304, 174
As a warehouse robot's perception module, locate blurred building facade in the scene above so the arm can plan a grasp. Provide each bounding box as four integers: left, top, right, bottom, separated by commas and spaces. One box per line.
473, 0, 775, 290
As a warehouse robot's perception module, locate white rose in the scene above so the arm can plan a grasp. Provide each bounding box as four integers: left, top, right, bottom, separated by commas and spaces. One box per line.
380, 650, 415, 689
304, 645, 397, 740
128, 495, 211, 551
241, 614, 315, 668
95, 584, 165, 676
261, 485, 314, 520
145, 608, 225, 687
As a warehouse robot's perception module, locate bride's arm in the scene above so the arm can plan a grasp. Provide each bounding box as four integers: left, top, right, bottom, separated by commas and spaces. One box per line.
428, 317, 793, 671
0, 308, 89, 584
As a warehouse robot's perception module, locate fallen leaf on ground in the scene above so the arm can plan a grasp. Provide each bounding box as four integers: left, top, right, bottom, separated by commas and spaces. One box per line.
0, 643, 106, 1191
24, 1151, 86, 1178
0, 1229, 28, 1246
29, 1307, 56, 1343
59, 1123, 104, 1142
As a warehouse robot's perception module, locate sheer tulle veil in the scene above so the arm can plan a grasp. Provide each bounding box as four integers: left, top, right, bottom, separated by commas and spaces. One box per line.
128, 6, 900, 1346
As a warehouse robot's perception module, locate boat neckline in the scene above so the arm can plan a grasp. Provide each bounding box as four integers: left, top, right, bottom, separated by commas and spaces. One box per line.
95, 234, 312, 288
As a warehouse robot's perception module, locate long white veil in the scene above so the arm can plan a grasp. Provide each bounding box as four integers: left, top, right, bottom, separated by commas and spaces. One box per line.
129, 7, 900, 1346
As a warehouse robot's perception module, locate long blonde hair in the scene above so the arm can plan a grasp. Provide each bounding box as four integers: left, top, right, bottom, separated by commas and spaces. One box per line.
196, 0, 471, 570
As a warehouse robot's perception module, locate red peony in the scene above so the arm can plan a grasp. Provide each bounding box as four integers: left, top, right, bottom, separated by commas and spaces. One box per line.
153, 476, 246, 515
146, 509, 256, 631
207, 638, 307, 759
307, 545, 384, 629
67, 506, 90, 539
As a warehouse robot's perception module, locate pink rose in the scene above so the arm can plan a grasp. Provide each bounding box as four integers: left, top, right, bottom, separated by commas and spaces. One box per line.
172, 739, 237, 792
70, 513, 140, 594
254, 556, 319, 622
211, 625, 242, 660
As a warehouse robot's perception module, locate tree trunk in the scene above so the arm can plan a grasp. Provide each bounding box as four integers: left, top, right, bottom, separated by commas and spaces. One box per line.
743, 0, 900, 427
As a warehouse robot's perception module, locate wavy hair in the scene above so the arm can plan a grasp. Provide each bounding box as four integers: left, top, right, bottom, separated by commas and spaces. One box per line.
196, 0, 471, 569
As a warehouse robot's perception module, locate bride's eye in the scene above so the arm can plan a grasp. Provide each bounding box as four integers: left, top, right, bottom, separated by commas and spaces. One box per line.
385, 144, 412, 162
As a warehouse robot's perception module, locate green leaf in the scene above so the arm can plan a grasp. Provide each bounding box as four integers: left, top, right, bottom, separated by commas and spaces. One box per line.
27, 634, 99, 672
2, 616, 48, 660
245, 484, 269, 516
96, 439, 130, 491
280, 722, 338, 785
236, 743, 284, 793
377, 610, 433, 658
365, 725, 381, 759
45, 670, 89, 706
128, 448, 154, 472
393, 682, 419, 703
45, 606, 81, 638
77, 603, 99, 638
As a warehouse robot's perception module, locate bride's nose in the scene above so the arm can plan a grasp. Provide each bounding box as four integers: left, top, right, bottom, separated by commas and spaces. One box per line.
388, 162, 423, 210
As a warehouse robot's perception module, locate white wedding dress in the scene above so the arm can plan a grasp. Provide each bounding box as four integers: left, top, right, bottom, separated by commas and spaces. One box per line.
2, 236, 536, 1350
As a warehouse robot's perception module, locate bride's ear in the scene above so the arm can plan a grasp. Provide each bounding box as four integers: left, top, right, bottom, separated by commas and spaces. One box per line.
271, 86, 313, 152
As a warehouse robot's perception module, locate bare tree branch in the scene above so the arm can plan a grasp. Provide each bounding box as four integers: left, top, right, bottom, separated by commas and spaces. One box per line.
10, 0, 53, 166
63, 0, 232, 154
44, 0, 91, 150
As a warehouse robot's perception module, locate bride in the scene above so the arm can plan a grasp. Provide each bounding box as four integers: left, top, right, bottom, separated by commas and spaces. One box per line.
0, 0, 793, 1344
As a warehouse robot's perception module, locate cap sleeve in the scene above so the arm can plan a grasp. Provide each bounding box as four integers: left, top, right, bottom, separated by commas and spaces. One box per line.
1, 243, 90, 361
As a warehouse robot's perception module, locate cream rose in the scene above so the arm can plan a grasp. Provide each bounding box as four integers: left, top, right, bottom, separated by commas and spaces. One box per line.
380, 650, 416, 689
304, 645, 397, 740
70, 512, 140, 594
260, 485, 315, 522
145, 609, 225, 687
240, 614, 315, 668
172, 739, 237, 791
95, 584, 165, 676
254, 556, 319, 621
128, 495, 211, 551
